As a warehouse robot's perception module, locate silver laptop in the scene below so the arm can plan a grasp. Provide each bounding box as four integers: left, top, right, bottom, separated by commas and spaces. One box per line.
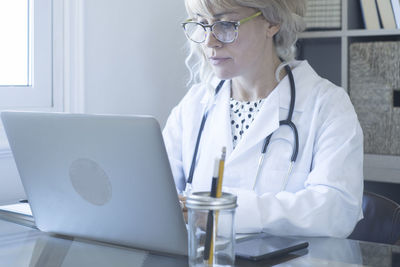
1, 111, 188, 256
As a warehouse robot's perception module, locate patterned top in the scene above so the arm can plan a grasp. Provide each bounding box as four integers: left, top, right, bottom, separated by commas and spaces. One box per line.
230, 98, 265, 149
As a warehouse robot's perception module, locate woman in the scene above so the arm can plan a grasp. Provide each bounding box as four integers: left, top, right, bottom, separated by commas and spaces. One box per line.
163, 0, 363, 237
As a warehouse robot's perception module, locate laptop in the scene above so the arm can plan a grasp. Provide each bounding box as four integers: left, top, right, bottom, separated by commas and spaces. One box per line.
1, 111, 188, 256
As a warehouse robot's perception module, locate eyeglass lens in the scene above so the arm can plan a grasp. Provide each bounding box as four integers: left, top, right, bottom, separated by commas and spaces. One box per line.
184, 21, 237, 43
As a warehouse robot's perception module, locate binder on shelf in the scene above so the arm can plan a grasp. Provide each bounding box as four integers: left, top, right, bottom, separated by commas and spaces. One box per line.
391, 0, 400, 28
360, 0, 381, 29
305, 0, 341, 30
376, 0, 397, 29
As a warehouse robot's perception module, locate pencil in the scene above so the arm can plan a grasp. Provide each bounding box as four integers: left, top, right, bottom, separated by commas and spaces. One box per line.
216, 147, 226, 198
203, 158, 219, 261
205, 147, 226, 264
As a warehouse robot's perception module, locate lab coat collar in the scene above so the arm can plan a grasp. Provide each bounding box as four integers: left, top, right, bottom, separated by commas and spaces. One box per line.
278, 60, 320, 112
199, 77, 280, 163
201, 80, 234, 158
199, 77, 225, 106
231, 61, 318, 161
200, 88, 212, 106
198, 77, 280, 162
228, 88, 280, 162
198, 60, 318, 163
201, 60, 318, 111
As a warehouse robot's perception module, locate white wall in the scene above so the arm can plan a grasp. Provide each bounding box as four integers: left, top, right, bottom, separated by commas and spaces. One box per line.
83, 0, 188, 127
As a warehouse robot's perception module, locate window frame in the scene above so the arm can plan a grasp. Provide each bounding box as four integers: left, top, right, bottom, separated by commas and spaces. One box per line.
0, 0, 85, 151
0, 0, 53, 108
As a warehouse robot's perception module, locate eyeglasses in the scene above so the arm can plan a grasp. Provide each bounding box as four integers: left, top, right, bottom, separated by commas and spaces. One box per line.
182, 11, 262, 44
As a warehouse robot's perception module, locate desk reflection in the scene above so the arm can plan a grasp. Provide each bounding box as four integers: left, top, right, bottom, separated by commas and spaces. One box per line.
28, 235, 187, 267
1, 218, 400, 267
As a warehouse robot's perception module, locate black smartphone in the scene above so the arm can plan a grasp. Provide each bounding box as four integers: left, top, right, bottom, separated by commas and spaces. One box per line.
235, 235, 309, 261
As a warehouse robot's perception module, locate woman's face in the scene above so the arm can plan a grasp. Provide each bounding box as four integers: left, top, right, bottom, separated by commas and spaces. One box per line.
194, 6, 278, 80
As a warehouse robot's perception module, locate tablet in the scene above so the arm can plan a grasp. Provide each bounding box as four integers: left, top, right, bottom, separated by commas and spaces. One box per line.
235, 235, 309, 261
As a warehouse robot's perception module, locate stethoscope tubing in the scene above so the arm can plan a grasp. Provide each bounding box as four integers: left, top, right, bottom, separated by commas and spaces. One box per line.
187, 80, 226, 185
186, 65, 299, 192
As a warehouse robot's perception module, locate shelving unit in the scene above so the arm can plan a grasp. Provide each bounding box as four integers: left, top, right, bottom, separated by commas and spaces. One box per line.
300, 29, 400, 38
298, 0, 400, 91
297, 0, 400, 184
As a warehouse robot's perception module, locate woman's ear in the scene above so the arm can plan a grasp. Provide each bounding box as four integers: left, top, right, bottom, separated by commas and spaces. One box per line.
266, 24, 280, 38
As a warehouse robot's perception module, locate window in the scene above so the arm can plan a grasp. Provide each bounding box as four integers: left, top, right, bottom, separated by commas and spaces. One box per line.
0, 0, 30, 86
0, 0, 52, 108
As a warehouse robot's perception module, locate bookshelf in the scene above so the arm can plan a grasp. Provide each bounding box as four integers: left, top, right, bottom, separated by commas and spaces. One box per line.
298, 0, 400, 91
297, 0, 400, 184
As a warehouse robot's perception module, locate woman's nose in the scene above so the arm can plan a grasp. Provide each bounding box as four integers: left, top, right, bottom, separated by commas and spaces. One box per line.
204, 30, 222, 48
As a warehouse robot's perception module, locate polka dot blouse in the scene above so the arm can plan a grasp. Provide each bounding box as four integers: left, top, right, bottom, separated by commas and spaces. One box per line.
230, 98, 265, 149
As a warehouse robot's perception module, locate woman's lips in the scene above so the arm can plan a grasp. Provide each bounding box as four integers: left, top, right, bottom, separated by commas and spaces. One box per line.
209, 57, 230, 65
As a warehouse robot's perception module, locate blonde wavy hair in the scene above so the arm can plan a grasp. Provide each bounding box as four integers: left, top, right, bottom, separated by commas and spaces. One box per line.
183, 0, 306, 88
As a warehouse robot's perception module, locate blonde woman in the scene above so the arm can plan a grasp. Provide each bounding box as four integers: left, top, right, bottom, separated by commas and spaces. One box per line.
163, 0, 363, 237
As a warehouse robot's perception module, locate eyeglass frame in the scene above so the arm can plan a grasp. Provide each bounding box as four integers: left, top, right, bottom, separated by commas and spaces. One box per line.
181, 11, 262, 44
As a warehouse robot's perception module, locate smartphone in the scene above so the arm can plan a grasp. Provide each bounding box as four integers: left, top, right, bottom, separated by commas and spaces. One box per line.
235, 235, 309, 261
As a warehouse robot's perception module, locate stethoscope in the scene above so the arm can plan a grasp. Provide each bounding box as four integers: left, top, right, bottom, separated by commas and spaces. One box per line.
184, 65, 299, 194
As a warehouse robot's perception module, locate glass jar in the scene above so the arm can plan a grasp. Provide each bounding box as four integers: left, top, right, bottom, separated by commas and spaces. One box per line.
186, 192, 237, 267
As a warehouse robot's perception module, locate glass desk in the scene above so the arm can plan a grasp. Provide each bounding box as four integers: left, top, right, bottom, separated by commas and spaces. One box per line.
0, 213, 399, 267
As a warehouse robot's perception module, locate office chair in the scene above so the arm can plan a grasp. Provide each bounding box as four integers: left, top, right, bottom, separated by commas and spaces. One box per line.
348, 191, 400, 245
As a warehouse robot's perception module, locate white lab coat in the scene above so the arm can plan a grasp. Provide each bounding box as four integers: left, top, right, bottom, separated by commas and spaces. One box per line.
163, 60, 363, 237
